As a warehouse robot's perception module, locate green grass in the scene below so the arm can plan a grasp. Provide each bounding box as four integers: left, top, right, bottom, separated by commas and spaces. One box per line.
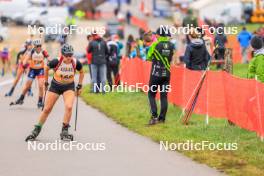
210, 63, 249, 78
81, 86, 264, 176
227, 23, 263, 35
234, 23, 263, 33
233, 64, 249, 78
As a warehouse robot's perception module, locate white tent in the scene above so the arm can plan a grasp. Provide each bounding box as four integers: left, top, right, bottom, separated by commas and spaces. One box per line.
189, 0, 243, 24
190, 0, 214, 9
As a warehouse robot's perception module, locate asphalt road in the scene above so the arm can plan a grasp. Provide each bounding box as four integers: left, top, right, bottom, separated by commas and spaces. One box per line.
0, 74, 222, 176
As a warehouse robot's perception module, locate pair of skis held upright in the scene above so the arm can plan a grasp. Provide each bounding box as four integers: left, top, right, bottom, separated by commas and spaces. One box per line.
180, 61, 213, 125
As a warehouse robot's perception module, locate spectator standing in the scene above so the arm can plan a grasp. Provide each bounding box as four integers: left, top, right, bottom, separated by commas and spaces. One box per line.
238, 27, 252, 63
126, 34, 135, 57
248, 36, 264, 82
126, 10, 132, 25
182, 9, 198, 44
184, 28, 210, 70
88, 34, 108, 93
214, 26, 227, 69
106, 36, 119, 89
86, 34, 93, 80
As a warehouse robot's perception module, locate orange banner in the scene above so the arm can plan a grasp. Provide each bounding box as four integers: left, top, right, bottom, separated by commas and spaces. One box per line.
120, 58, 264, 137
131, 16, 149, 31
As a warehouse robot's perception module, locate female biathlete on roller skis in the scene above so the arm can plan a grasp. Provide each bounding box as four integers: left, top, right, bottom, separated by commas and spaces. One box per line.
25, 44, 84, 141
0, 47, 10, 77
5, 39, 34, 97
10, 39, 49, 108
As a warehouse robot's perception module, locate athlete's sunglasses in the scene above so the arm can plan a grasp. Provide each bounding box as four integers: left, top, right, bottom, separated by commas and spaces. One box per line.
64, 53, 73, 57
36, 45, 42, 48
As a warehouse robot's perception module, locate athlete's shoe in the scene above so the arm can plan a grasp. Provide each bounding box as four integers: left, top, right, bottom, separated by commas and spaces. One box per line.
37, 101, 44, 109
60, 123, 73, 141
25, 125, 42, 141
5, 87, 14, 97
13, 98, 24, 105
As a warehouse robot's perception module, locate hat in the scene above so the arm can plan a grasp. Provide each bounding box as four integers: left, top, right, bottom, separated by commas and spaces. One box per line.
251, 36, 263, 50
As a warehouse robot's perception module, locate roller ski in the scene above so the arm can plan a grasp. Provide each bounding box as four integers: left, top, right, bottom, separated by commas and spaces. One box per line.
60, 123, 73, 141
10, 96, 24, 106
25, 125, 42, 142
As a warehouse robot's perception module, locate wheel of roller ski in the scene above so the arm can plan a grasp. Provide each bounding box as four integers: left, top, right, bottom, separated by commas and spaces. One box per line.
70, 135, 73, 141
25, 135, 34, 142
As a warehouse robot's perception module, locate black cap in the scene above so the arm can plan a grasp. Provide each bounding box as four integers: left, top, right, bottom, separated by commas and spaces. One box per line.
251, 36, 263, 50
156, 26, 171, 37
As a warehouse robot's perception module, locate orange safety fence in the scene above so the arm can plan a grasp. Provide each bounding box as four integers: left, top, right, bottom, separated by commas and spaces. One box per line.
120, 58, 264, 137
131, 16, 149, 31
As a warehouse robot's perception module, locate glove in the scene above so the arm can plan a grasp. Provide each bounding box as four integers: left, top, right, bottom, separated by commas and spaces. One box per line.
76, 84, 82, 90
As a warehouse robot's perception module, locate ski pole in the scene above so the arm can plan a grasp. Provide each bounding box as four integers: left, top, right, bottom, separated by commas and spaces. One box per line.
74, 84, 82, 131
74, 92, 79, 131
42, 82, 49, 111
42, 89, 47, 111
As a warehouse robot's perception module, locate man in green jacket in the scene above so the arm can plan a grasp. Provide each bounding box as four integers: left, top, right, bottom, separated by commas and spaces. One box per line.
147, 27, 174, 125
248, 36, 264, 82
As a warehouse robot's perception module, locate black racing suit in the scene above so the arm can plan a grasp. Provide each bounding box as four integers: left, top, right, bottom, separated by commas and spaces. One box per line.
147, 38, 174, 121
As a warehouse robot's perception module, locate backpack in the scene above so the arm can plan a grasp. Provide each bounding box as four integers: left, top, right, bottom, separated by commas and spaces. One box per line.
54, 56, 77, 73
108, 43, 118, 66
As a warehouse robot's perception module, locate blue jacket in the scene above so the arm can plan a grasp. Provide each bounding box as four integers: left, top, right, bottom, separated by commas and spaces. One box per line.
238, 30, 252, 48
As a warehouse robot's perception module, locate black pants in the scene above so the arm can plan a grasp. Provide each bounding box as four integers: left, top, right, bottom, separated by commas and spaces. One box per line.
107, 63, 119, 87
215, 48, 225, 69
49, 79, 75, 95
148, 76, 170, 121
